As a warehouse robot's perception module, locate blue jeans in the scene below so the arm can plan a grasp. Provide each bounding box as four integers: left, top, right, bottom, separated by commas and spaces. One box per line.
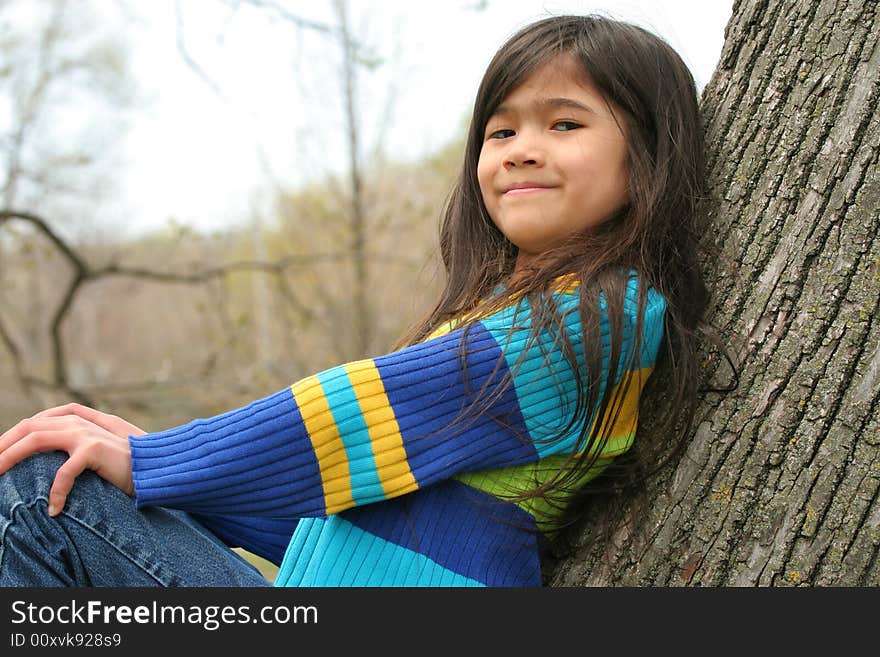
0, 452, 272, 587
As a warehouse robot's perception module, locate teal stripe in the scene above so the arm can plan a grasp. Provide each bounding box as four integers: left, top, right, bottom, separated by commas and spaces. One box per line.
275, 516, 485, 586
481, 293, 584, 457
274, 517, 324, 586
640, 287, 666, 367
619, 275, 666, 369
315, 366, 385, 506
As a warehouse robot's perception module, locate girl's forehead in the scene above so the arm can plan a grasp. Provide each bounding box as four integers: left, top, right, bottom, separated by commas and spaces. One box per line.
498, 54, 604, 107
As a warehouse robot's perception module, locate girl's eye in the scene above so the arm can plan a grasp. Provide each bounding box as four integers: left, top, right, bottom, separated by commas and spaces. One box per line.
488, 128, 515, 140
552, 121, 581, 131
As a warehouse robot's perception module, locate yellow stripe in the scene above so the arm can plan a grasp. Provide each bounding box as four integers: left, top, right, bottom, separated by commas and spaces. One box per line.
290, 376, 354, 515
579, 365, 653, 457
344, 360, 419, 499
425, 319, 456, 341
551, 273, 580, 294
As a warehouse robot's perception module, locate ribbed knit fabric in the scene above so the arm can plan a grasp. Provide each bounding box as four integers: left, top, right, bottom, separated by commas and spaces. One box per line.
129, 274, 666, 587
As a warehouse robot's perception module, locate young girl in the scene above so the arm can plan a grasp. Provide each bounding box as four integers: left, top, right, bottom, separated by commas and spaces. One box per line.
0, 14, 708, 587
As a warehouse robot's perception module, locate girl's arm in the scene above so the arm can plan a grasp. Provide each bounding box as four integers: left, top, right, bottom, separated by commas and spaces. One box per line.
129, 278, 666, 520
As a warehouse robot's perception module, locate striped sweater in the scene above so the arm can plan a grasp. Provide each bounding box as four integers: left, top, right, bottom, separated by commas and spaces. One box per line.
129, 274, 666, 586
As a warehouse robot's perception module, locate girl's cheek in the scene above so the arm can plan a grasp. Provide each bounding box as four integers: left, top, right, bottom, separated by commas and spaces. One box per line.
477, 145, 492, 171
476, 155, 493, 189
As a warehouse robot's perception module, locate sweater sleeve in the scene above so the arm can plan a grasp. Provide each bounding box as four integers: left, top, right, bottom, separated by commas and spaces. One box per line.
129, 277, 666, 520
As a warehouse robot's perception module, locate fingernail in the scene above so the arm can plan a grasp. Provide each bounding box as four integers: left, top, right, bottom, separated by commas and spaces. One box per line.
47, 503, 58, 516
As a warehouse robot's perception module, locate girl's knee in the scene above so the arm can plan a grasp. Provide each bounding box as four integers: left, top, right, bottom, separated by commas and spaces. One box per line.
0, 451, 68, 507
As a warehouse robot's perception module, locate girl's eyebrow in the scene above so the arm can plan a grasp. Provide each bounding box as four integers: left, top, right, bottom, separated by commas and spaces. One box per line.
492, 96, 599, 117
541, 97, 599, 115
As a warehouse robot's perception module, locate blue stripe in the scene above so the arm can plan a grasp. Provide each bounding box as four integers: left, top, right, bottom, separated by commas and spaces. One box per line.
275, 516, 485, 586
316, 366, 385, 505
374, 323, 537, 488
340, 480, 543, 586
191, 513, 298, 566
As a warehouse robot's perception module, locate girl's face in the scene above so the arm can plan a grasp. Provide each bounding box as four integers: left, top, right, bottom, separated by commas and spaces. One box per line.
477, 54, 629, 264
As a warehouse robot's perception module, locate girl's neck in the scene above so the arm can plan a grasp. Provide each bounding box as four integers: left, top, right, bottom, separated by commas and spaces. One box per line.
505, 251, 538, 289
502, 250, 583, 293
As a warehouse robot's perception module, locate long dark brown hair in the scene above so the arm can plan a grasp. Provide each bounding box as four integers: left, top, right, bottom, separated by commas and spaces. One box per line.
396, 15, 718, 543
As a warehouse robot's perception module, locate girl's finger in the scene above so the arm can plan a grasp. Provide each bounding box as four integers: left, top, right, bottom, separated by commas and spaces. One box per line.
0, 415, 84, 454
0, 428, 72, 476
47, 454, 87, 516
32, 403, 146, 438
0, 417, 32, 451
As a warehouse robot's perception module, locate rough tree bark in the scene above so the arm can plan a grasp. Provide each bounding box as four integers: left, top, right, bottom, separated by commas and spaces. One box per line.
549, 0, 880, 586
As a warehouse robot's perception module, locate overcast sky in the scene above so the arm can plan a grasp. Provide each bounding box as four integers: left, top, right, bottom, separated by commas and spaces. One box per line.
118, 1, 733, 234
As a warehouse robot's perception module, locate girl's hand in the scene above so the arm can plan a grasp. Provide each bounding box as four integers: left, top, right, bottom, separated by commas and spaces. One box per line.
0, 403, 146, 516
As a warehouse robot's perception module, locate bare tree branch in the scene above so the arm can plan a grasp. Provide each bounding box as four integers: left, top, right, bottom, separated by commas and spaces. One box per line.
91, 252, 347, 283
0, 209, 88, 272
0, 314, 33, 398
0, 208, 343, 405
174, 0, 228, 102
222, 0, 335, 35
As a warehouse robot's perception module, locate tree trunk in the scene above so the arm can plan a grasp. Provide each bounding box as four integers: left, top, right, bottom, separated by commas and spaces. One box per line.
335, 0, 372, 360
549, 0, 880, 586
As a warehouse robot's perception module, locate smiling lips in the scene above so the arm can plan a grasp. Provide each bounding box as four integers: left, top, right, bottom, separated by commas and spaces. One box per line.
503, 182, 555, 195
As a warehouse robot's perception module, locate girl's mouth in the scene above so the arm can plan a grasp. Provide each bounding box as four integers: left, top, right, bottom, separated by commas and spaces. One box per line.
504, 183, 553, 195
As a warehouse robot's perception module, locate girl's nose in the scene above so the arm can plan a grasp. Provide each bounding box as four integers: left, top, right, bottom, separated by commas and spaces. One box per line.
503, 134, 544, 168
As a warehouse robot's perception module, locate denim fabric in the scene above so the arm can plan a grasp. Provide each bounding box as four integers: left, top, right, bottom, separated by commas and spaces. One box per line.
0, 452, 271, 587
